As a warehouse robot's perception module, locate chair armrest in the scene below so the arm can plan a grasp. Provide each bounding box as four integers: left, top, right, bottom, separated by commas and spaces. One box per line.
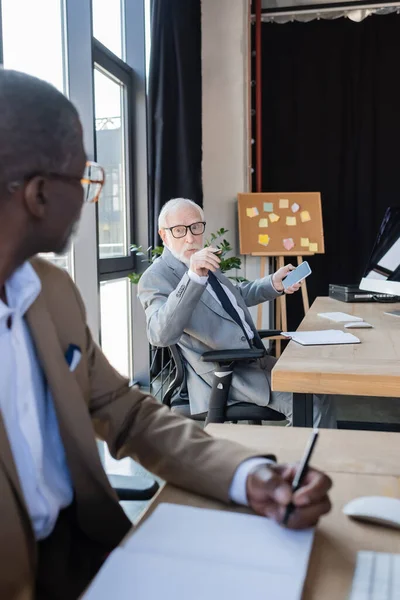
201, 348, 265, 363
108, 474, 159, 502
257, 329, 282, 338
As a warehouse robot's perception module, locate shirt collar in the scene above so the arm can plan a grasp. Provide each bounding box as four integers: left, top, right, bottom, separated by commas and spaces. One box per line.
1, 261, 42, 319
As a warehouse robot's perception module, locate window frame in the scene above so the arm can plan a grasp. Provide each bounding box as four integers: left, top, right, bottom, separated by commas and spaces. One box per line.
93, 38, 137, 279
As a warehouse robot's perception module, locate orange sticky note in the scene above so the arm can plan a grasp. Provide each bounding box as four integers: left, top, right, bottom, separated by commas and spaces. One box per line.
309, 242, 319, 252
258, 234, 270, 247
279, 199, 289, 209
301, 238, 310, 247
300, 210, 311, 223
286, 216, 297, 226
269, 213, 280, 223
259, 218, 269, 228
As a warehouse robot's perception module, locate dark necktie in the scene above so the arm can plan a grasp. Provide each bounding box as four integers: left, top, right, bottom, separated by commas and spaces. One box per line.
207, 272, 264, 350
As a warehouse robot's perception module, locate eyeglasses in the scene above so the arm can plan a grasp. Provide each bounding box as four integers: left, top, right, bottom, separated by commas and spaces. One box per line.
163, 221, 206, 239
80, 161, 105, 203
7, 160, 105, 204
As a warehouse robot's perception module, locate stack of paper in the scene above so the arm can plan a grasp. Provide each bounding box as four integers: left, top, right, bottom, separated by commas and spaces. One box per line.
83, 503, 315, 600
282, 329, 361, 345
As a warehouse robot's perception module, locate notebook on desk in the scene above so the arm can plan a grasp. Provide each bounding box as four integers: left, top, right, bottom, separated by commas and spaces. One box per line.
83, 503, 315, 600
282, 330, 361, 346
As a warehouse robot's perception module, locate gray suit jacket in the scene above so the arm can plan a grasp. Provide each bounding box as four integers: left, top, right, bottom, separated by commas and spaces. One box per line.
138, 248, 281, 414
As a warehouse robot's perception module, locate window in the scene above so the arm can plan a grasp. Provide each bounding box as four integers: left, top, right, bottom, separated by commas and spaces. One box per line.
94, 67, 129, 259
1, 0, 66, 91
92, 0, 124, 59
93, 41, 136, 278
93, 39, 137, 379
1, 0, 148, 379
100, 278, 132, 378
1, 0, 73, 275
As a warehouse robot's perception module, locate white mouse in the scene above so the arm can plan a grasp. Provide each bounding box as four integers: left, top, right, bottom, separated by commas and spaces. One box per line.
343, 496, 400, 529
344, 321, 373, 329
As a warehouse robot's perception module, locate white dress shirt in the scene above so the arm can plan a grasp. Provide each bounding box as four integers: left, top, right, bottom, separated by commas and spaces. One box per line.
0, 262, 73, 540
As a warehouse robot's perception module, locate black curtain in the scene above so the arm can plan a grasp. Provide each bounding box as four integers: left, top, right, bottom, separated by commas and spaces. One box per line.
148, 0, 202, 246
260, 14, 400, 329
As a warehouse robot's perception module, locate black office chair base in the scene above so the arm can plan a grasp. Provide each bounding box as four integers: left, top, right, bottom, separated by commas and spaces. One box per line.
171, 399, 285, 423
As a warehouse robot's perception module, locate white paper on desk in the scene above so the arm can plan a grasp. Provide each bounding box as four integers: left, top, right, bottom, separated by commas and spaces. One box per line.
317, 311, 363, 323
83, 503, 315, 600
282, 329, 361, 345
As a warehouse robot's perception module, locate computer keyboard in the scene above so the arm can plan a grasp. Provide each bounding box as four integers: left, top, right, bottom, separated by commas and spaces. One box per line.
349, 551, 400, 599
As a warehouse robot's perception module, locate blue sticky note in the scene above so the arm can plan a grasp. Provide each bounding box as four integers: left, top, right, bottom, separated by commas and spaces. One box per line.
263, 202, 273, 213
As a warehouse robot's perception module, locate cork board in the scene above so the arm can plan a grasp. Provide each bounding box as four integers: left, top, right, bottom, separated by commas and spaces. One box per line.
238, 192, 325, 256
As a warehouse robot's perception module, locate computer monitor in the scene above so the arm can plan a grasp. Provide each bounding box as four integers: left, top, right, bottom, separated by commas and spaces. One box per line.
359, 207, 400, 296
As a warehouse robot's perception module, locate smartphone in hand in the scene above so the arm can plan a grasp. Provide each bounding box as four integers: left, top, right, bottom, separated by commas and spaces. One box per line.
282, 261, 312, 290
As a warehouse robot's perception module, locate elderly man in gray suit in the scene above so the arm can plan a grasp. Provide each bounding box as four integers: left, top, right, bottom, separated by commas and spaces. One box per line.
139, 198, 336, 426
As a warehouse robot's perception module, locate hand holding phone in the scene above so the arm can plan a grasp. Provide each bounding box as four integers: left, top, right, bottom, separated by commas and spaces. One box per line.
282, 261, 312, 290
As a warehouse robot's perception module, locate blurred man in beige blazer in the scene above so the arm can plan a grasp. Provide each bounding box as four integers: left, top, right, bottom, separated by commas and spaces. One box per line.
0, 69, 331, 600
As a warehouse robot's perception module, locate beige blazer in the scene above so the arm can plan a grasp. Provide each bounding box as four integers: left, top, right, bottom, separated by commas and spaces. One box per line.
0, 258, 267, 600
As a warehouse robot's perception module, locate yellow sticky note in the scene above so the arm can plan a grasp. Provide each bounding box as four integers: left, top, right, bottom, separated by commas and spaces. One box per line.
259, 218, 269, 228
269, 213, 280, 223
258, 234, 270, 247
301, 238, 310, 247
246, 207, 259, 218
300, 210, 311, 223
309, 242, 319, 252
279, 199, 289, 209
286, 216, 297, 226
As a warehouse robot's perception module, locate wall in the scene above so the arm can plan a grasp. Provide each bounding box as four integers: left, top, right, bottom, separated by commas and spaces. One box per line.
201, 0, 271, 326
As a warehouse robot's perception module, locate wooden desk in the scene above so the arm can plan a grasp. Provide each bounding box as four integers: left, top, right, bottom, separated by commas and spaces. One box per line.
272, 297, 400, 426
136, 425, 400, 600
205, 424, 400, 476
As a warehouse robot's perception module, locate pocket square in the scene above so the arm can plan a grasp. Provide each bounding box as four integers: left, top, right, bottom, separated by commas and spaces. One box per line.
65, 344, 82, 372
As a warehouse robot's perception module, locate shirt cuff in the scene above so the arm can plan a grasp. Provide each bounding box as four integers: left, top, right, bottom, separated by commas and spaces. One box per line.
229, 458, 275, 506
270, 274, 283, 294
188, 270, 209, 286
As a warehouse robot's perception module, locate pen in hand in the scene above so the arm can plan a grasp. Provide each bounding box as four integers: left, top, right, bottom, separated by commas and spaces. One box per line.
283, 429, 319, 526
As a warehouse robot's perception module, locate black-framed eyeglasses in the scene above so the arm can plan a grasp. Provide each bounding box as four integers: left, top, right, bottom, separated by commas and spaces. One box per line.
163, 221, 206, 239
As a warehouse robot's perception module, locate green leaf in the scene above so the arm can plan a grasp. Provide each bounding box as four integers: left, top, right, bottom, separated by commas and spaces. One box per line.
128, 272, 142, 284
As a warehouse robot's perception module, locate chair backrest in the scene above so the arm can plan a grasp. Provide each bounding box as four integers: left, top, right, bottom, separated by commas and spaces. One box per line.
162, 345, 189, 407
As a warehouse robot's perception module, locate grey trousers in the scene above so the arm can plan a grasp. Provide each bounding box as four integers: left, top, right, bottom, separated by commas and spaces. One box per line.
268, 390, 337, 428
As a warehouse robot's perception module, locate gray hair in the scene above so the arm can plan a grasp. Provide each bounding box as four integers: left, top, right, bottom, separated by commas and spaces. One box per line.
158, 198, 204, 229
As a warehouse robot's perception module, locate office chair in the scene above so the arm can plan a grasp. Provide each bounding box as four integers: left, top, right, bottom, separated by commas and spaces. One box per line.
108, 474, 159, 501
162, 330, 286, 425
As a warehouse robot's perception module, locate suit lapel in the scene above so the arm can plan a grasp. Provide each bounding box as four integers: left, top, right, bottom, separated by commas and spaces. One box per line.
162, 248, 233, 322
0, 414, 36, 567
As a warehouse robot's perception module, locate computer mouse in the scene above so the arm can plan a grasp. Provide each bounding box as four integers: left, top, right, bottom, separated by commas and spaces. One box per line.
343, 496, 400, 529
